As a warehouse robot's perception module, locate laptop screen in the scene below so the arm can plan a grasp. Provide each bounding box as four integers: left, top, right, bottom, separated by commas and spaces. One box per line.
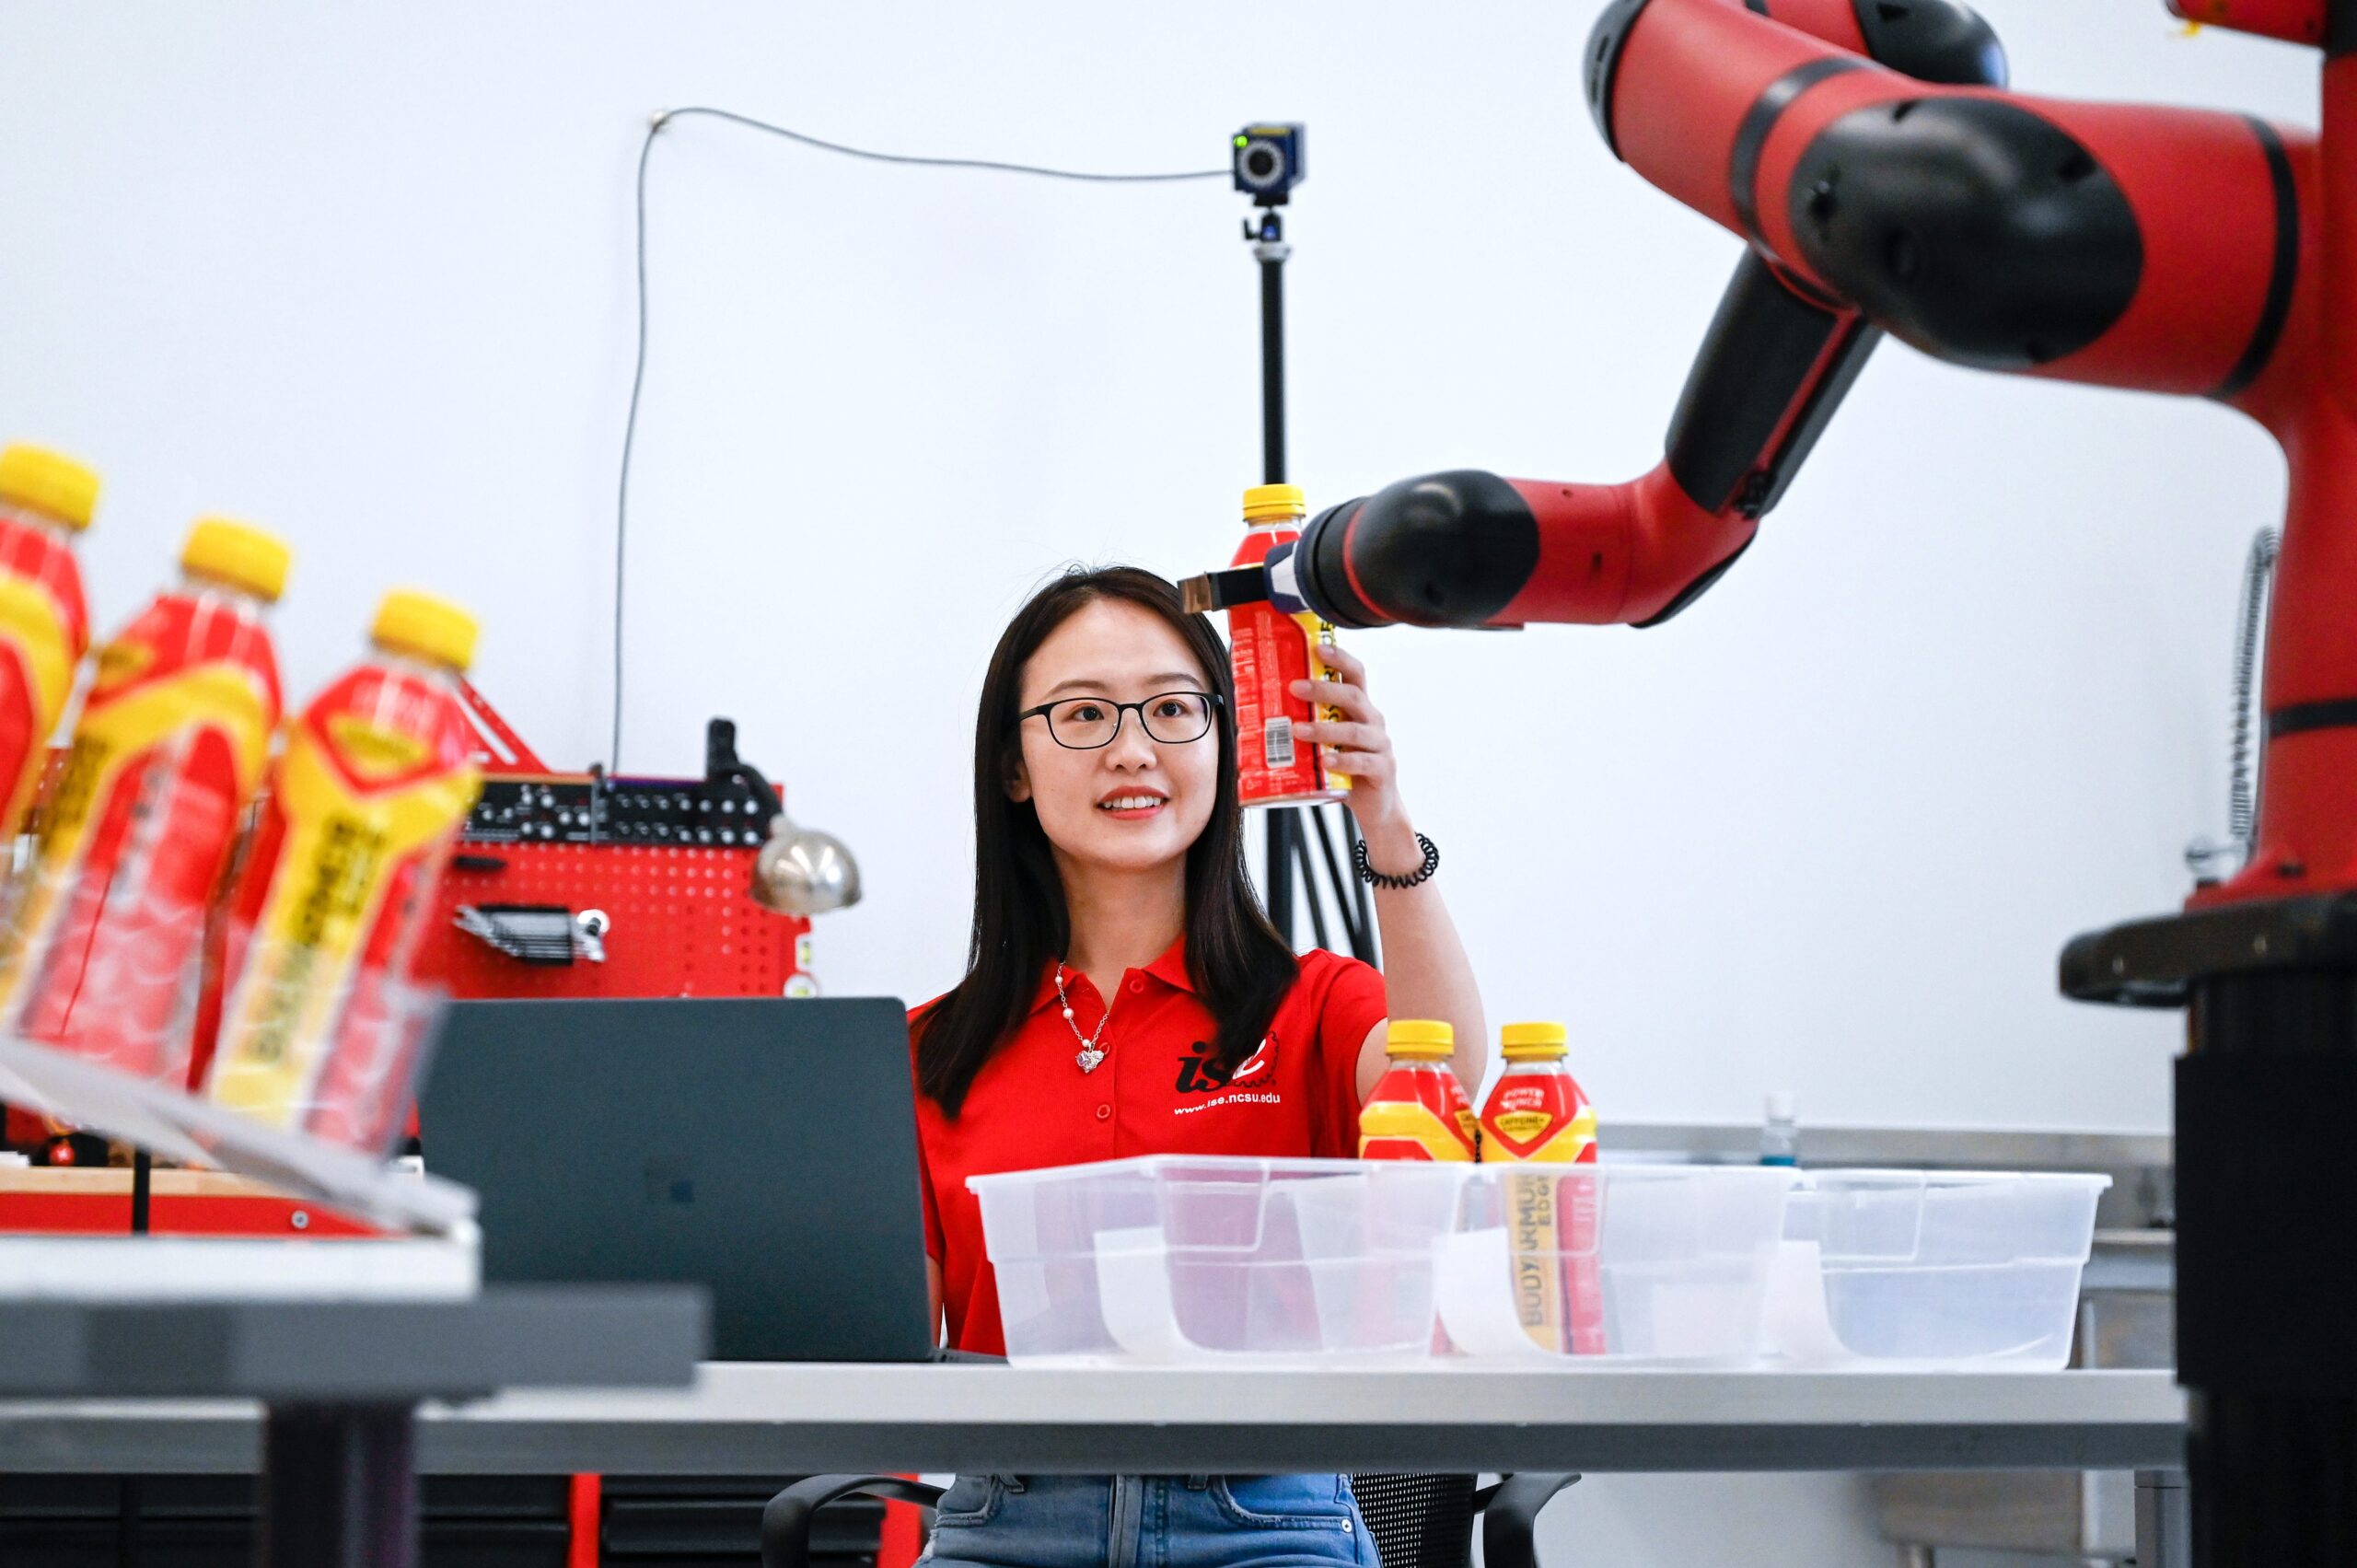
418, 997, 933, 1362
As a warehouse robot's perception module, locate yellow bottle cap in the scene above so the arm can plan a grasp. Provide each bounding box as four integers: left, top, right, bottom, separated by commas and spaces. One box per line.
1386, 1018, 1455, 1060
1501, 1021, 1569, 1059
1242, 483, 1306, 524
0, 444, 100, 532
372, 588, 479, 672
180, 518, 292, 603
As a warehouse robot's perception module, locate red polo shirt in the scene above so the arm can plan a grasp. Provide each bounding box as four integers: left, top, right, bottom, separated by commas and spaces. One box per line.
912, 939, 1385, 1355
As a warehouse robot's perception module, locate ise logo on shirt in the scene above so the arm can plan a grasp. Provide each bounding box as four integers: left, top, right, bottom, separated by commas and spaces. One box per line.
1174, 1034, 1277, 1095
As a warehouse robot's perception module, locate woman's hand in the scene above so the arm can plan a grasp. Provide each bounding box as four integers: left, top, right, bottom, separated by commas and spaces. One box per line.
1290, 642, 1415, 854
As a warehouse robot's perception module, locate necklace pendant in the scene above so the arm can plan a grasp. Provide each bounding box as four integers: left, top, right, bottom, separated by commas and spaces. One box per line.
1076, 1046, 1106, 1074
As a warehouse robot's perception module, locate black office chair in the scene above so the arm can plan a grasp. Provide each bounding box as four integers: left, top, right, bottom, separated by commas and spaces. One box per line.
761, 1471, 1581, 1568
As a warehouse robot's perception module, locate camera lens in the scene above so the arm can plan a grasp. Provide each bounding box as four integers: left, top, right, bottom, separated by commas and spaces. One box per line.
1235, 139, 1291, 190
1231, 124, 1302, 203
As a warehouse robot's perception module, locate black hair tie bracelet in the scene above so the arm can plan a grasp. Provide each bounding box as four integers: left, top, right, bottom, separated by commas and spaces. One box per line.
1354, 832, 1439, 889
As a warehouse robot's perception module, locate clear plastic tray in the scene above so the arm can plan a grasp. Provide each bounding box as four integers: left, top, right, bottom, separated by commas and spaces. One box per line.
1438, 1164, 1799, 1365
1765, 1168, 2111, 1369
970, 1155, 1464, 1365
0, 1022, 474, 1237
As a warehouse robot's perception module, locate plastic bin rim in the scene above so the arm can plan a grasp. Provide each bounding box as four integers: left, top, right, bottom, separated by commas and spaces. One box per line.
965, 1153, 1458, 1193
965, 1154, 1817, 1196
1794, 1167, 2115, 1190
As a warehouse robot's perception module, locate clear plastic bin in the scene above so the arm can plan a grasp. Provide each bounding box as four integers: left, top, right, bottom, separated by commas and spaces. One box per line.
970, 1156, 1464, 1365
1766, 1169, 2111, 1369
1437, 1164, 1798, 1365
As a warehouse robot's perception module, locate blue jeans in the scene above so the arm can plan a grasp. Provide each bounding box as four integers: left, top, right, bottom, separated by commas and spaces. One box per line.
919, 1474, 1377, 1568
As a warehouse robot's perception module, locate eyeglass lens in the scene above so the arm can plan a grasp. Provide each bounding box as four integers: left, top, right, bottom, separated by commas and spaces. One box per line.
1049, 692, 1212, 748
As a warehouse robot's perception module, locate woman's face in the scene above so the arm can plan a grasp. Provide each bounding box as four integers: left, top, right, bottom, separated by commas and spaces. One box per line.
1009, 598, 1222, 877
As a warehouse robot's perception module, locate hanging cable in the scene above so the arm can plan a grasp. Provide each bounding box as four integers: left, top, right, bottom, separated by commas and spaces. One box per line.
2228, 526, 2282, 856
612, 107, 1226, 769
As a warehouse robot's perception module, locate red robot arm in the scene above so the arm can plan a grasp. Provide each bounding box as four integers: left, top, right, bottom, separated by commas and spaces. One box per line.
1265, 0, 2014, 633
1597, 0, 2305, 400
1276, 0, 2307, 636
1285, 248, 1880, 630
1198, 9, 2357, 1553
1233, 0, 2355, 895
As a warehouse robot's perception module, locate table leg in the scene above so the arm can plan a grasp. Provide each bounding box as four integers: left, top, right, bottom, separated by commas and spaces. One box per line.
2135, 1469, 2189, 1568
117, 1475, 141, 1568
256, 1403, 418, 1568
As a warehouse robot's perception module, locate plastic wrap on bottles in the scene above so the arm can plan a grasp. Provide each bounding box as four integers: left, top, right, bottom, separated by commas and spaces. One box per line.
0, 1013, 472, 1235
0, 517, 287, 1089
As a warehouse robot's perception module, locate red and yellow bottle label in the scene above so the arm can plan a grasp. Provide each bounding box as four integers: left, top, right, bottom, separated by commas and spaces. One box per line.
1228, 523, 1348, 807
0, 517, 88, 840
205, 661, 480, 1146
0, 592, 279, 1082
1500, 1167, 1607, 1354
1359, 1064, 1478, 1162
1480, 1078, 1598, 1164
1482, 1063, 1604, 1352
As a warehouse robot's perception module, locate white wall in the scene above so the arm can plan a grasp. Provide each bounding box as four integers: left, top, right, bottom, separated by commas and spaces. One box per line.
0, 6, 2311, 1129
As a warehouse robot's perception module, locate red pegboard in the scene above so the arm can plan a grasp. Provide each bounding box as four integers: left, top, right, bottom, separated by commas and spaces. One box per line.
421, 839, 814, 1001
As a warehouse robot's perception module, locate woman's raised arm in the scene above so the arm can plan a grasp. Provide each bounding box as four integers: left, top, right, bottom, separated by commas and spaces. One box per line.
1288, 643, 1485, 1099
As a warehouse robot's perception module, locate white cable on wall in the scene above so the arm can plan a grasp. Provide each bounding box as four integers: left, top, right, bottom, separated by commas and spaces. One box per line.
611, 107, 1226, 770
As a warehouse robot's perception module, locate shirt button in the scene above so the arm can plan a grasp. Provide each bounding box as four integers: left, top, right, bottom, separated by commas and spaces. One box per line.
1095, 1105, 1112, 1121
1128, 978, 1145, 994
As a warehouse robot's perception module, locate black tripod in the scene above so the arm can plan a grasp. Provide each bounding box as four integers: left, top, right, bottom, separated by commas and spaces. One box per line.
1237, 135, 1376, 964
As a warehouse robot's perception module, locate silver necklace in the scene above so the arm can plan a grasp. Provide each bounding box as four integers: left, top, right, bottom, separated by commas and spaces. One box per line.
1053, 963, 1113, 1074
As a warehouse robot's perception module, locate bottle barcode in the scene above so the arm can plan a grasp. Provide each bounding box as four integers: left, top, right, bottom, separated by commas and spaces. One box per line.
1264, 717, 1295, 769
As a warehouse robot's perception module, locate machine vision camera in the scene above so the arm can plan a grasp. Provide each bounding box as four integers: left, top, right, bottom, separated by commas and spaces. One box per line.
1232, 123, 1306, 205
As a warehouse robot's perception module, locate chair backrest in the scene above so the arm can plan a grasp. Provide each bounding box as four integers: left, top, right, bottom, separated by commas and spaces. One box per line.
1347, 1473, 1476, 1568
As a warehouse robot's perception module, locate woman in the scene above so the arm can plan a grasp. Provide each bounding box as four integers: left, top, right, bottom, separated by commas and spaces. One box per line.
913, 564, 1482, 1568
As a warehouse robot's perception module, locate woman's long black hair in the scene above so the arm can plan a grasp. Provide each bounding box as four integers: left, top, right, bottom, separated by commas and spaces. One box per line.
915, 565, 1297, 1117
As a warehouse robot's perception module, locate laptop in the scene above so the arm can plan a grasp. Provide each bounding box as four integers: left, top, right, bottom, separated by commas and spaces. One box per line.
417, 996, 945, 1362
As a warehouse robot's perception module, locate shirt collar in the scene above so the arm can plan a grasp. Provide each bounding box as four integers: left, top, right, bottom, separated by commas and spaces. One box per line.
1144, 934, 1195, 993
1028, 933, 1195, 1013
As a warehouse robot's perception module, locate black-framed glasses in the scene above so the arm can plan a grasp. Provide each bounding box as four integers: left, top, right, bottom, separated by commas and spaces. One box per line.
1016, 691, 1224, 749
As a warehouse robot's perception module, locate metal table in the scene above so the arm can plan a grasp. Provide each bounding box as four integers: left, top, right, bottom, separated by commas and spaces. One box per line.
0, 1361, 2184, 1475
0, 1285, 705, 1568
